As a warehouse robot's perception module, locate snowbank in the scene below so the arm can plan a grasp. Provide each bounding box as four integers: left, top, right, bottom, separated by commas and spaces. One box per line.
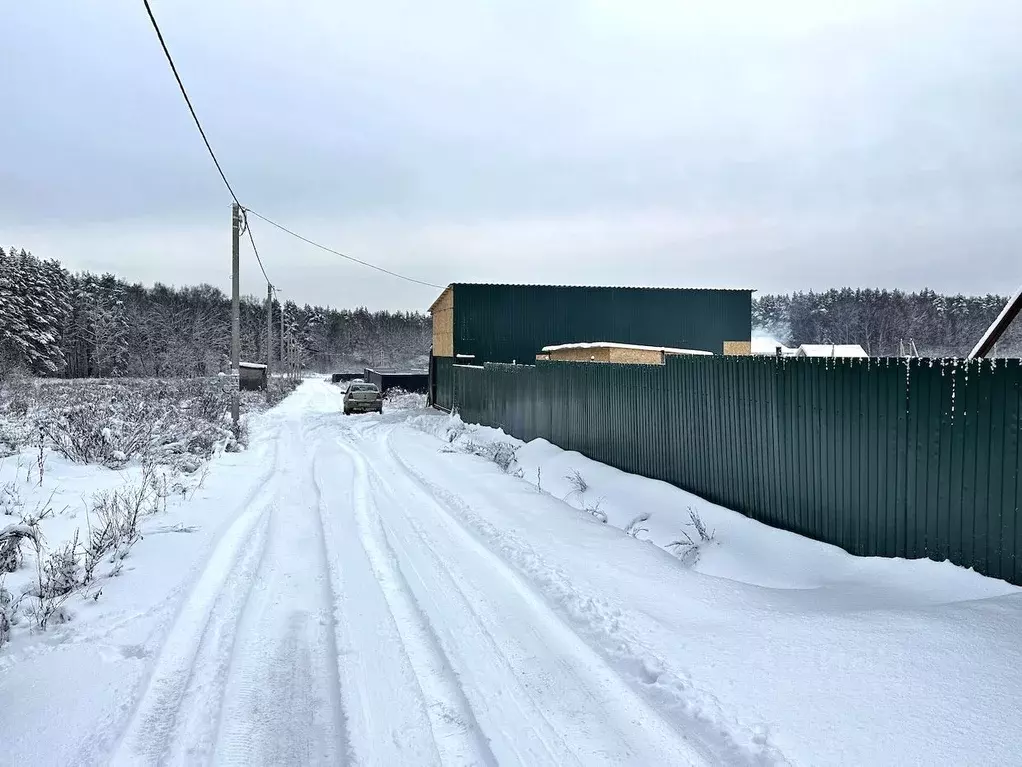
407, 408, 1022, 764
410, 410, 1013, 598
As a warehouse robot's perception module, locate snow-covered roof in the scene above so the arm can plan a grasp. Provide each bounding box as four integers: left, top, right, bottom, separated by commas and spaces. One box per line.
541, 342, 712, 355
751, 337, 797, 356
796, 344, 868, 358
239, 362, 268, 370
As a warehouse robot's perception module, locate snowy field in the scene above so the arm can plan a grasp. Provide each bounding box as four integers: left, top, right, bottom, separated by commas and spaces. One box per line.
1, 379, 1021, 766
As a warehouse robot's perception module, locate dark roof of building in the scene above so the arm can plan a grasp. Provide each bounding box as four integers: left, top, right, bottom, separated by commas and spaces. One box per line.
365, 367, 428, 375
452, 282, 753, 291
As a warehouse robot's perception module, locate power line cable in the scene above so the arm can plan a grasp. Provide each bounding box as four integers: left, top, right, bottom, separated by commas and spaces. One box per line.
143, 0, 277, 290
144, 1, 433, 294
141, 0, 241, 208
241, 209, 272, 285
243, 208, 443, 290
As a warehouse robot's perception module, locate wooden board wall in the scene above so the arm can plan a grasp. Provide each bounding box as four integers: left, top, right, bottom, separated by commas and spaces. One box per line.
723, 340, 752, 356
431, 286, 454, 357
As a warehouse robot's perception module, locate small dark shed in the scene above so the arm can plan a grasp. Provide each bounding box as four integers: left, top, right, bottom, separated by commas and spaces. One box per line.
364, 368, 429, 394
331, 372, 363, 384
239, 362, 268, 391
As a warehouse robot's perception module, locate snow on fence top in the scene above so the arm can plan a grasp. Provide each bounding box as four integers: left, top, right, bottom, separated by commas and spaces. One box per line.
541, 342, 713, 355
796, 344, 868, 358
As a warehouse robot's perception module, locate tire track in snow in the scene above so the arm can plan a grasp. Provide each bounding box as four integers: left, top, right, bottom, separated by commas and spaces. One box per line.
326, 435, 496, 766
382, 425, 786, 766
108, 415, 297, 765
108, 454, 279, 765
340, 425, 709, 766
212, 418, 350, 766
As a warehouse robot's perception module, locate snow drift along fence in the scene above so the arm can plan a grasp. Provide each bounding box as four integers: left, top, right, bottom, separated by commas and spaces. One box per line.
435, 355, 1022, 584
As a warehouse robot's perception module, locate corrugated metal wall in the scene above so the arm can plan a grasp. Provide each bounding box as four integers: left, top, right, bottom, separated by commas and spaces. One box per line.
435, 357, 457, 410
451, 284, 751, 363
365, 368, 429, 394
435, 355, 1022, 584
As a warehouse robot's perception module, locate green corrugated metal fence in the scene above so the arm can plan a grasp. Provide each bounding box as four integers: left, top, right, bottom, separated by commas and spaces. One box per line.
434, 355, 1022, 584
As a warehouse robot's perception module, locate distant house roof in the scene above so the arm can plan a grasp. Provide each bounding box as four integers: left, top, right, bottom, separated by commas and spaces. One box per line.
751, 337, 797, 356
542, 342, 713, 355
796, 344, 868, 358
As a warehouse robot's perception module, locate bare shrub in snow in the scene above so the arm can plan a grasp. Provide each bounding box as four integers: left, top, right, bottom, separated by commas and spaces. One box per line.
24, 590, 72, 631
0, 522, 40, 573
688, 508, 714, 542
18, 491, 57, 527
583, 497, 608, 523
666, 508, 716, 565
86, 472, 155, 554
263, 377, 301, 408
626, 512, 651, 539
0, 579, 13, 648
40, 402, 154, 466
35, 431, 46, 486
564, 470, 588, 496
21, 378, 241, 469
186, 384, 231, 424
78, 464, 162, 587
1, 479, 24, 516
3, 468, 163, 638
489, 441, 518, 473
38, 531, 81, 599
0, 424, 22, 458
463, 439, 519, 473
0, 378, 33, 456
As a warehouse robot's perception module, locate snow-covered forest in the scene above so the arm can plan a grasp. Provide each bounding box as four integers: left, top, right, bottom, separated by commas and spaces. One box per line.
0, 246, 431, 378
754, 288, 1022, 357
4, 246, 1018, 379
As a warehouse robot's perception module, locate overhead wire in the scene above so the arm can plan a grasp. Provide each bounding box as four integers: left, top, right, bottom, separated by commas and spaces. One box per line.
143, 0, 442, 293
141, 0, 241, 209
241, 209, 272, 286
143, 0, 277, 292
243, 208, 444, 290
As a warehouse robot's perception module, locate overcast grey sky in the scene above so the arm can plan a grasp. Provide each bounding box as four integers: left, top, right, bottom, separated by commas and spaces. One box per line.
2, 1, 1020, 310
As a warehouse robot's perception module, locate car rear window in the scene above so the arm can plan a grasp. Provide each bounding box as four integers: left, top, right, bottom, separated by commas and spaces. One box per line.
349, 384, 378, 392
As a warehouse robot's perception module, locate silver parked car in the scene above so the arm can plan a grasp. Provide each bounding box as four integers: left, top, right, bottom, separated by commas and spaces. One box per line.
343, 382, 383, 415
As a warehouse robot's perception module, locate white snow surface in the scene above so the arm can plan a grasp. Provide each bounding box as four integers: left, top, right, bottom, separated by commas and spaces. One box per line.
542, 341, 712, 355
2, 380, 1021, 766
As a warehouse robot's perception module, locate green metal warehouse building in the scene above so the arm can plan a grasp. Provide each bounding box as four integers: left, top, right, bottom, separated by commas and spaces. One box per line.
429, 282, 753, 367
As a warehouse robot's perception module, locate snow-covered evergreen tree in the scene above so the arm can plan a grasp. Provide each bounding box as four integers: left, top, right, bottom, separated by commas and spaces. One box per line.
0, 247, 68, 375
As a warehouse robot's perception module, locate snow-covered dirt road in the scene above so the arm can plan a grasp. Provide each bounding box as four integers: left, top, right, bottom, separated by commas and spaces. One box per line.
110, 390, 704, 766
4, 379, 1022, 766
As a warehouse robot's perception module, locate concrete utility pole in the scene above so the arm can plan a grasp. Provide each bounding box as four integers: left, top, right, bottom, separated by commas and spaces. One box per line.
266, 282, 274, 382
231, 204, 241, 369
231, 203, 241, 431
